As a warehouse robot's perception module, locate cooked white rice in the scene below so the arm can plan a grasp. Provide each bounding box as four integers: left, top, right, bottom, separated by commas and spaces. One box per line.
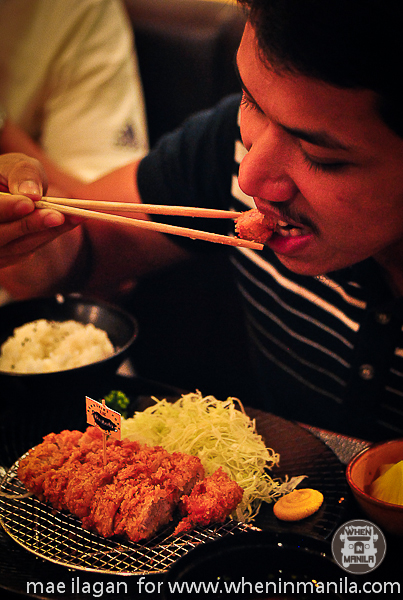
0, 319, 115, 373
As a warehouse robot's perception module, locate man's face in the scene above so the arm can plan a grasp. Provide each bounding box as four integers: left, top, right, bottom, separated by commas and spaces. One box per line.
237, 22, 403, 279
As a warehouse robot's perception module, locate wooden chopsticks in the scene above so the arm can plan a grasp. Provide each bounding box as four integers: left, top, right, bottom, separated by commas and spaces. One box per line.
36, 196, 242, 219
33, 196, 264, 250
0, 192, 263, 250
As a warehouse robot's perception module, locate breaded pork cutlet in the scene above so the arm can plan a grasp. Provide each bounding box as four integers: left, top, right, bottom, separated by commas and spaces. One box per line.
150, 452, 205, 500
41, 432, 105, 510
64, 455, 122, 519
18, 427, 243, 541
81, 459, 154, 537
114, 478, 177, 542
40, 428, 140, 512
113, 451, 205, 541
84, 448, 204, 540
17, 430, 82, 497
63, 438, 141, 518
235, 209, 275, 244
82, 447, 169, 536
174, 467, 244, 535
18, 426, 104, 501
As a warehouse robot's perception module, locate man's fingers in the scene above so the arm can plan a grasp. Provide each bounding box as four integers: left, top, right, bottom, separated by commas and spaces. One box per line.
1, 209, 65, 246
0, 153, 48, 199
0, 192, 36, 222
0, 221, 78, 264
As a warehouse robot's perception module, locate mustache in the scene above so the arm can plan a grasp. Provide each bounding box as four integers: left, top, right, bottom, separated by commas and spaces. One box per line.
266, 202, 319, 235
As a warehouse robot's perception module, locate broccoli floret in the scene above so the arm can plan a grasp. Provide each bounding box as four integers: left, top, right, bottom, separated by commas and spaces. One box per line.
104, 390, 130, 418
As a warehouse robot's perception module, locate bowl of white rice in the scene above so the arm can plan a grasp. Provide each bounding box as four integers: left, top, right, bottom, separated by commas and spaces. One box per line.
0, 294, 138, 404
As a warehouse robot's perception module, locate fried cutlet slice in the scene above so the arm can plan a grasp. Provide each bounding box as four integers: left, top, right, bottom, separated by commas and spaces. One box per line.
17, 429, 83, 496
82, 447, 168, 536
41, 439, 101, 509
113, 451, 205, 542
18, 426, 103, 500
84, 448, 204, 540
151, 452, 204, 500
63, 459, 118, 518
41, 464, 71, 510
41, 429, 106, 509
174, 467, 243, 535
62, 438, 142, 518
82, 482, 127, 538
235, 209, 274, 244
113, 477, 177, 542
42, 430, 141, 512
82, 461, 152, 537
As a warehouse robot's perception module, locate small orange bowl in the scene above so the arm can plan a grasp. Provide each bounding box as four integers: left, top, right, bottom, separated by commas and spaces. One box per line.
346, 439, 403, 536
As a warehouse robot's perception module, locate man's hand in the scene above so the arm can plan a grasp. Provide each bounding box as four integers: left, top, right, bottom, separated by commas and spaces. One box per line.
0, 153, 80, 268
0, 151, 47, 197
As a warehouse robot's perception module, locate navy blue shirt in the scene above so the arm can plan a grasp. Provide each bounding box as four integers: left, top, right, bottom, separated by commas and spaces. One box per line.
138, 95, 403, 441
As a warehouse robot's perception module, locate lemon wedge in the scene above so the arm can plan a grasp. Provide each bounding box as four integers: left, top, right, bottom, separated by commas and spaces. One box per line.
370, 460, 403, 505
378, 463, 394, 476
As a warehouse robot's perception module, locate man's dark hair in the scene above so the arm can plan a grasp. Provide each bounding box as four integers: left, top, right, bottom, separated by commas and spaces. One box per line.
238, 0, 403, 137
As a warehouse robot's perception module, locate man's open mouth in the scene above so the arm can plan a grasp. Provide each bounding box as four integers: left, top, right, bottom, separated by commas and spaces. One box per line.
275, 219, 305, 237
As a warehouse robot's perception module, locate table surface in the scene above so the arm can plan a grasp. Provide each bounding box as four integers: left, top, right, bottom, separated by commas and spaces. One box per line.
0, 374, 399, 598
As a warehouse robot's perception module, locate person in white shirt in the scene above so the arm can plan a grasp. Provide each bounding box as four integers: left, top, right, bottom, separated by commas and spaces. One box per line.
0, 0, 149, 195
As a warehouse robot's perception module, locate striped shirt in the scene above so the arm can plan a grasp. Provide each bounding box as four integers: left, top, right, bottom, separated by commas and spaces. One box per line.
138, 95, 403, 441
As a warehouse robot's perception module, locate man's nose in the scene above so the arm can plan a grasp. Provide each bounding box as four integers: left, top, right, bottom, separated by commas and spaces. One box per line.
238, 126, 298, 203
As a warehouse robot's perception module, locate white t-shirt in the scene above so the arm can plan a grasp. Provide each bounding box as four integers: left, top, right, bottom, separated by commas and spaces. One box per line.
0, 0, 149, 182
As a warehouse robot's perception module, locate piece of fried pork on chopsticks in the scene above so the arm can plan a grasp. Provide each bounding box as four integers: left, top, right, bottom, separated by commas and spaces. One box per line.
235, 208, 275, 244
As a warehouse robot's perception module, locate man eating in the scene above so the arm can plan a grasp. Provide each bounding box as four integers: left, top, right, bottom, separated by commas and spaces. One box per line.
1, 0, 403, 440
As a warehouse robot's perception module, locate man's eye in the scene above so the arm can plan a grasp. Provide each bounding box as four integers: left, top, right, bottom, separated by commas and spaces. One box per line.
302, 152, 349, 173
240, 92, 260, 113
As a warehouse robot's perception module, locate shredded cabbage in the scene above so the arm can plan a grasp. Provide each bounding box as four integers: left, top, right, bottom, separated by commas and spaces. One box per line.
121, 391, 303, 522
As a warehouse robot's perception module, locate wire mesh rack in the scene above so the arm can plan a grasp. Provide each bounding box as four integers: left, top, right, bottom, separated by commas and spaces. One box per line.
0, 458, 257, 575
